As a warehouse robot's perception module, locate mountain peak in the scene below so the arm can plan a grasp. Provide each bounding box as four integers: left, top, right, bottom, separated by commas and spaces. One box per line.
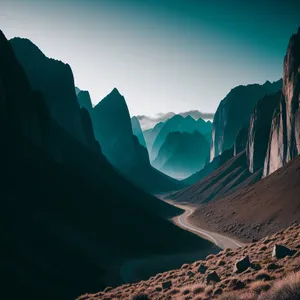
111, 87, 121, 96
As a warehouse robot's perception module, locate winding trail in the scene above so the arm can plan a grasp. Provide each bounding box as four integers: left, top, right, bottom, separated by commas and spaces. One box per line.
172, 204, 246, 250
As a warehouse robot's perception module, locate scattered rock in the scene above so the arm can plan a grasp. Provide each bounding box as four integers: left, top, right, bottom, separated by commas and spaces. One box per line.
229, 278, 246, 290
206, 271, 220, 284
104, 287, 113, 293
187, 271, 194, 278
162, 281, 172, 290
234, 255, 251, 273
256, 273, 272, 281
198, 264, 208, 274
272, 244, 296, 259
214, 288, 223, 295
266, 263, 281, 270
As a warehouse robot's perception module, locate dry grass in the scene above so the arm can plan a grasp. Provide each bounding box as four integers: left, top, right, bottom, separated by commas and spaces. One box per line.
259, 272, 300, 300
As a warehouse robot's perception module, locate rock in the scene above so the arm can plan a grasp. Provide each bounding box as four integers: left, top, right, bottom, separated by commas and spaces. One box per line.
206, 271, 220, 284
187, 271, 195, 278
256, 273, 272, 281
266, 263, 281, 270
162, 281, 172, 290
214, 288, 223, 295
229, 279, 246, 290
198, 264, 208, 274
233, 255, 251, 273
272, 244, 296, 259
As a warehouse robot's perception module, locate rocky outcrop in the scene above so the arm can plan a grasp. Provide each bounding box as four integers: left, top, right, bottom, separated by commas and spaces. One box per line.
152, 131, 210, 179
247, 92, 281, 173
264, 28, 300, 176
10, 38, 88, 146
210, 79, 282, 161
131, 116, 147, 147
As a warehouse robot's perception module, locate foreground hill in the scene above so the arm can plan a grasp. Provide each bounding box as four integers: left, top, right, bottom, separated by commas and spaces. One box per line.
189, 151, 300, 243
152, 131, 210, 180
0, 30, 213, 300
78, 223, 300, 300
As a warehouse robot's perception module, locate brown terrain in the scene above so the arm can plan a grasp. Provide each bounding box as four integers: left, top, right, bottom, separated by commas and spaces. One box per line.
78, 223, 300, 300
188, 152, 300, 243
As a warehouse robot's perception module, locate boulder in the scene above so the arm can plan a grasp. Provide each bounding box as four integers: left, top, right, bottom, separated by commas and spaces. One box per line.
198, 264, 208, 274
233, 255, 251, 273
272, 244, 296, 259
206, 271, 220, 284
162, 281, 172, 290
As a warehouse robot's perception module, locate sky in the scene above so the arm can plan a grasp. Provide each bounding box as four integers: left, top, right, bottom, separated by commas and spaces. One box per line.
1, 0, 299, 117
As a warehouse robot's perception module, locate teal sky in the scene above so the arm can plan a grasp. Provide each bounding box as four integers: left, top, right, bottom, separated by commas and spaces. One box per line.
1, 0, 299, 116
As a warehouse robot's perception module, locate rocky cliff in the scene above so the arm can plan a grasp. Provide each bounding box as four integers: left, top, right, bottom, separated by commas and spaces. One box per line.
77, 90, 93, 115
264, 28, 300, 176
247, 92, 281, 173
210, 79, 282, 162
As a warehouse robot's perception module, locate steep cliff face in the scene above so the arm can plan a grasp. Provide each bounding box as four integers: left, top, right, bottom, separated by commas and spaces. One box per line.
234, 126, 249, 156
9, 38, 87, 146
92, 88, 138, 170
143, 121, 165, 153
131, 116, 147, 147
264, 28, 300, 176
247, 92, 281, 173
210, 79, 282, 161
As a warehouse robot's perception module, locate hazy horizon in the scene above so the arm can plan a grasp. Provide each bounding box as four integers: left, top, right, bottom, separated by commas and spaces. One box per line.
2, 0, 299, 116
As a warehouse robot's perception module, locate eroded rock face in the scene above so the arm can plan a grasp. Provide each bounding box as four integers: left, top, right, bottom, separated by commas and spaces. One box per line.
234, 126, 249, 156
247, 92, 281, 173
264, 28, 300, 177
210, 80, 282, 162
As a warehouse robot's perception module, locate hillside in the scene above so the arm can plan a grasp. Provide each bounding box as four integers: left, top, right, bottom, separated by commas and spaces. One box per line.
79, 223, 300, 299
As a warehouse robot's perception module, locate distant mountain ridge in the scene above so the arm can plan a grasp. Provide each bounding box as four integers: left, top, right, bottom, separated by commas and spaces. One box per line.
131, 116, 147, 147
150, 114, 212, 161
152, 130, 210, 179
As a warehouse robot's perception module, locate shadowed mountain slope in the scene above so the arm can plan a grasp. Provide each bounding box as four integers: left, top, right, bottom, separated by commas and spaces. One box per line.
0, 30, 212, 300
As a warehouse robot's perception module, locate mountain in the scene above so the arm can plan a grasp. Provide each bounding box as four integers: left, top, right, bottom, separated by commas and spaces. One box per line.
75, 86, 81, 95
91, 88, 182, 193
264, 28, 300, 177
77, 90, 93, 115
183, 147, 235, 186
136, 110, 214, 130
151, 115, 212, 162
247, 91, 281, 173
9, 38, 88, 146
143, 121, 165, 152
152, 131, 210, 179
131, 116, 146, 147
210, 79, 283, 161
0, 30, 213, 300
